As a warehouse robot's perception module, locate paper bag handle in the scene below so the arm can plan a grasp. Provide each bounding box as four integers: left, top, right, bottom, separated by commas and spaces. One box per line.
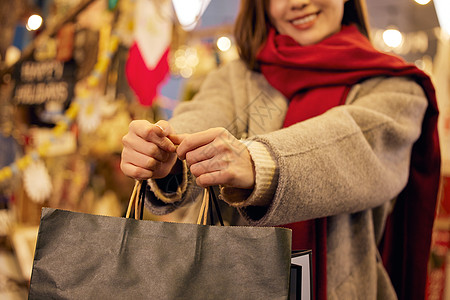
197, 187, 224, 226
127, 181, 223, 225
126, 180, 145, 220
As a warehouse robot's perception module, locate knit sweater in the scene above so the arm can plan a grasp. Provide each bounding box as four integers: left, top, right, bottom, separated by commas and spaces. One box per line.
145, 59, 427, 299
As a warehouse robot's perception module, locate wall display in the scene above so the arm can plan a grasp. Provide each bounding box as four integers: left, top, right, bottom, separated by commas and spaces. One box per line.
30, 128, 77, 157
0, 0, 24, 62
0, 209, 14, 235
10, 226, 39, 280
76, 90, 103, 133
46, 154, 89, 211
56, 23, 76, 62
0, 134, 22, 194
12, 58, 77, 127
22, 160, 53, 204
73, 28, 100, 80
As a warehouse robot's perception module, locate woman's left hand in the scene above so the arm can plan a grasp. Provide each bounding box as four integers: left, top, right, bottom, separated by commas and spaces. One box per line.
174, 127, 255, 189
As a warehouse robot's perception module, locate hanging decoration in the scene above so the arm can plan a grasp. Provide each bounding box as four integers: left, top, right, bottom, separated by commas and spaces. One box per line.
77, 99, 102, 133
76, 31, 119, 133
108, 0, 119, 11
125, 0, 172, 107
126, 44, 170, 106
23, 159, 53, 204
76, 89, 103, 133
85, 34, 120, 89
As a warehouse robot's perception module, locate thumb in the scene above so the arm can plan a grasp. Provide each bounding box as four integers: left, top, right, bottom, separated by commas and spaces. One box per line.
168, 133, 188, 146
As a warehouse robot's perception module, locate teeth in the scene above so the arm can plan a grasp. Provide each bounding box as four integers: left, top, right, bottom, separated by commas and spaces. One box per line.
292, 14, 317, 25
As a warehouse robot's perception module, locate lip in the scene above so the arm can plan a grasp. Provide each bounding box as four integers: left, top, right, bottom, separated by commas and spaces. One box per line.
289, 12, 319, 30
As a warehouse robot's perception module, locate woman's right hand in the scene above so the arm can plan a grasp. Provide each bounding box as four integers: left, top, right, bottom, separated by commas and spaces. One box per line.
120, 120, 179, 180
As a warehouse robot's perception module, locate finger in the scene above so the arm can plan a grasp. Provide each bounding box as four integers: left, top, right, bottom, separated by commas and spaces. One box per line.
120, 150, 156, 180
122, 147, 164, 170
185, 143, 220, 166
120, 161, 154, 181
195, 170, 232, 188
122, 133, 171, 162
177, 128, 226, 159
189, 157, 225, 178
129, 120, 176, 153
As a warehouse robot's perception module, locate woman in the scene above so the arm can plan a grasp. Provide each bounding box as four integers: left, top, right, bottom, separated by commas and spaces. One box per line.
121, 0, 440, 299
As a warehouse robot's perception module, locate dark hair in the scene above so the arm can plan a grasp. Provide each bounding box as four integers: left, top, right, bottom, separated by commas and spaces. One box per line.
234, 0, 370, 71
343, 0, 370, 37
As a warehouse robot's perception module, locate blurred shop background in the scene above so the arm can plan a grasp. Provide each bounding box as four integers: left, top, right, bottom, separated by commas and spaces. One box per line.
0, 0, 449, 299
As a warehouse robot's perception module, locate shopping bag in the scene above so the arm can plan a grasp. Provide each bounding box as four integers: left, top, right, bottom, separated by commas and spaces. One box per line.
290, 250, 313, 300
28, 181, 292, 299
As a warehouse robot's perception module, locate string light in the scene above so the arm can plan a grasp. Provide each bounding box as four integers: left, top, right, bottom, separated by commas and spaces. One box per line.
382, 28, 403, 48
5, 46, 21, 67
27, 14, 43, 31
172, 0, 211, 31
414, 0, 431, 5
171, 46, 199, 78
216, 36, 231, 52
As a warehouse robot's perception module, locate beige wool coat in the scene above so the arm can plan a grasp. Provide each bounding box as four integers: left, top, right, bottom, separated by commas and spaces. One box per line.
145, 59, 428, 299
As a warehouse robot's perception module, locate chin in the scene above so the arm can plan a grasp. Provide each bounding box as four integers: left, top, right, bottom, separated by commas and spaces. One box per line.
293, 36, 321, 46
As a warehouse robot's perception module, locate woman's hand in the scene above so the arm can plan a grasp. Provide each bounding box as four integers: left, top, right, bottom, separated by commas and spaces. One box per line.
121, 120, 179, 180
175, 127, 255, 189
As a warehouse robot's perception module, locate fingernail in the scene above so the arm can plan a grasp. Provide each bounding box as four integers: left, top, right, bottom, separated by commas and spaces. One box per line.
155, 124, 164, 133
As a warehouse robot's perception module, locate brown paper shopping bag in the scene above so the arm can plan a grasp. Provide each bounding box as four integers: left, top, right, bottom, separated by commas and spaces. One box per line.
28, 181, 292, 299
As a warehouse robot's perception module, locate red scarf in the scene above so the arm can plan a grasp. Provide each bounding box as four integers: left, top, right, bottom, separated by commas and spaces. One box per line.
257, 25, 440, 300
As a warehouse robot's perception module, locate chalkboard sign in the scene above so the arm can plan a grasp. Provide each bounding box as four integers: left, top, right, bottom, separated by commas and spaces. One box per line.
13, 58, 76, 127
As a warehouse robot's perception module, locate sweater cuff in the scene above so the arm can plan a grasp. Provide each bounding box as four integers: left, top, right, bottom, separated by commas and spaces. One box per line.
220, 140, 278, 207
147, 160, 188, 203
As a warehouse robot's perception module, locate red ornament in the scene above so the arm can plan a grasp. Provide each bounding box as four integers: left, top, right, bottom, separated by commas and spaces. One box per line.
125, 42, 170, 107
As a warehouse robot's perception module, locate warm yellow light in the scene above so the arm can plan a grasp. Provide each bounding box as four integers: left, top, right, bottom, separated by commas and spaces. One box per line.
180, 67, 193, 78
5, 46, 21, 66
27, 14, 43, 31
172, 0, 211, 31
414, 0, 431, 5
382, 28, 403, 48
434, 0, 450, 35
217, 37, 231, 52
185, 54, 199, 67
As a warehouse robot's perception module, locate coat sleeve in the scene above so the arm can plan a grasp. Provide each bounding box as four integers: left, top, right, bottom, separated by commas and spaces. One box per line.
239, 76, 428, 226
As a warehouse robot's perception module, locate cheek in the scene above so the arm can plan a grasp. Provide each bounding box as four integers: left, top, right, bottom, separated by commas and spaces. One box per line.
322, 0, 345, 29
268, 0, 286, 23
333, 0, 346, 22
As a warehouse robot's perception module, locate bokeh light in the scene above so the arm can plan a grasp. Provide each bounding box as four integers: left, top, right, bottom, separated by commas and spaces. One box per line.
382, 28, 403, 48
216, 37, 231, 52
27, 14, 43, 31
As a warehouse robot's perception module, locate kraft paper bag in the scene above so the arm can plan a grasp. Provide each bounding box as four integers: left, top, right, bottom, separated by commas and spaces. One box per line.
28, 183, 292, 300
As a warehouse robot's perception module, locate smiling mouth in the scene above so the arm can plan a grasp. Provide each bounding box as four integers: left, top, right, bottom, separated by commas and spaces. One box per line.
291, 13, 318, 26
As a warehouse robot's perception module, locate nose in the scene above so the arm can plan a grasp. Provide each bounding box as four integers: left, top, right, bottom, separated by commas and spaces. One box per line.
288, 0, 311, 10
